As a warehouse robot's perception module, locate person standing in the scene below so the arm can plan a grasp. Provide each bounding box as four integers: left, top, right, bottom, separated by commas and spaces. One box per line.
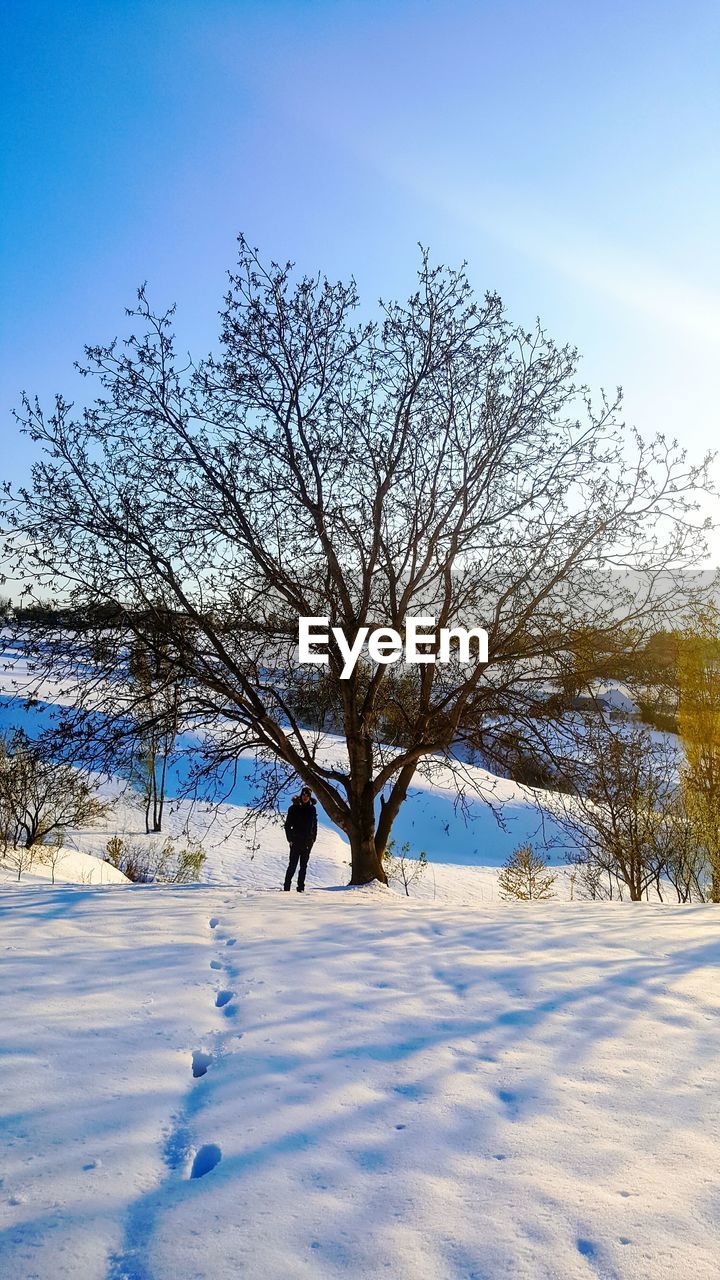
283, 786, 317, 892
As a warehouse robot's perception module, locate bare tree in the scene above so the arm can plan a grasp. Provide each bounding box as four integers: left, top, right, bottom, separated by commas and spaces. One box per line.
556, 717, 683, 901
660, 795, 709, 903
0, 730, 110, 858
677, 606, 720, 899
2, 840, 38, 882
6, 240, 715, 883
37, 832, 69, 885
127, 633, 180, 833
566, 851, 616, 900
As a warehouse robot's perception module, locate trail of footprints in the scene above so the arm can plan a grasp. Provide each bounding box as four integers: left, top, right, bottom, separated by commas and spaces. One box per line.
185, 907, 240, 1179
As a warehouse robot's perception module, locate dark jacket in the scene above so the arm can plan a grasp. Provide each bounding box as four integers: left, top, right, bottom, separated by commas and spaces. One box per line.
284, 796, 318, 847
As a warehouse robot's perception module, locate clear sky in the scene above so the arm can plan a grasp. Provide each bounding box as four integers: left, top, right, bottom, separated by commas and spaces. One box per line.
2, 0, 719, 554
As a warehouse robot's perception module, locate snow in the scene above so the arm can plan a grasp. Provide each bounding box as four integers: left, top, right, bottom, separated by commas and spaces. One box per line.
591, 682, 640, 715
0, 777, 577, 903
2, 648, 718, 1274
0, 845, 130, 886
2, 885, 720, 1279
0, 632, 583, 876
0, 691, 574, 875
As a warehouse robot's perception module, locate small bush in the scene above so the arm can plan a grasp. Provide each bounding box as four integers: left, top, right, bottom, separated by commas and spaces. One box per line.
498, 844, 557, 901
382, 839, 429, 896
105, 834, 206, 883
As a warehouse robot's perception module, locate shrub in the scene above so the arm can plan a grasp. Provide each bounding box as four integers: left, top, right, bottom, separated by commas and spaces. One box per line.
382, 839, 429, 896
105, 834, 206, 883
498, 844, 557, 901
0, 731, 109, 879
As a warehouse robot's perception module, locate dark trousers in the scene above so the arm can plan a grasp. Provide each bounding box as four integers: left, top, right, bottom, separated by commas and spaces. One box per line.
284, 842, 311, 890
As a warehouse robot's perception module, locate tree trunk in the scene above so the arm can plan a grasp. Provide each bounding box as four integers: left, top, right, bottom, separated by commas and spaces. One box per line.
155, 739, 169, 833
151, 757, 161, 832
711, 860, 720, 904
344, 721, 387, 886
348, 822, 387, 885
347, 786, 387, 886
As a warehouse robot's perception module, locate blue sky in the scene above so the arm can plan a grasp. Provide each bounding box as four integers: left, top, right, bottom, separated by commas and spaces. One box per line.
2, 0, 719, 553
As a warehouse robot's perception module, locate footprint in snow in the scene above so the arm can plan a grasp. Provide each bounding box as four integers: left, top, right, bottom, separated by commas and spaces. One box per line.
210, 959, 222, 970
393, 1082, 424, 1101
209, 918, 219, 929
189, 1144, 222, 1179
225, 938, 237, 947
497, 1088, 524, 1114
215, 990, 234, 1008
191, 1050, 212, 1079
576, 1239, 598, 1260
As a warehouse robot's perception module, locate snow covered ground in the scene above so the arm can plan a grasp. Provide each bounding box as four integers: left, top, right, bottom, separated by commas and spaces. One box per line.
1, 782, 578, 904
2, 884, 720, 1279
2, 645, 717, 1276
0, 637, 575, 874
0, 845, 130, 887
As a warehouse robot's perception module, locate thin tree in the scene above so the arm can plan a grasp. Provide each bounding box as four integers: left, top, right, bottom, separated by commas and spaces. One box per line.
39, 832, 69, 885
660, 794, 709, 903
383, 839, 428, 896
6, 240, 715, 884
128, 633, 180, 833
557, 717, 681, 901
498, 844, 557, 901
677, 606, 720, 901
2, 839, 38, 882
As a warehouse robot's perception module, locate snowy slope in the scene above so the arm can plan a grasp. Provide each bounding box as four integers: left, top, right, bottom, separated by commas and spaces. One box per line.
0, 690, 576, 879
41, 787, 578, 904
2, 884, 720, 1279
0, 846, 130, 887
0, 649, 673, 906
0, 631, 583, 876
